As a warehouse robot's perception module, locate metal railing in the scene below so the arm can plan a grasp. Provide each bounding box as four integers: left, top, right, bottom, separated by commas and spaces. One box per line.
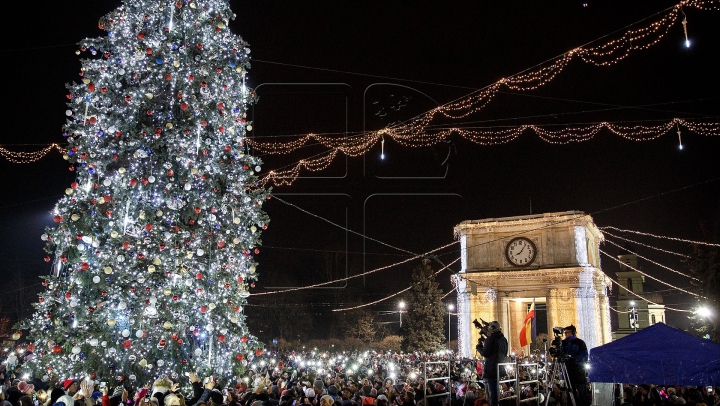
423, 360, 451, 400
489, 359, 541, 406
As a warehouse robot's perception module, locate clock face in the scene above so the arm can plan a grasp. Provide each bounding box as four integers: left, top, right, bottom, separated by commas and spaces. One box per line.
505, 237, 537, 267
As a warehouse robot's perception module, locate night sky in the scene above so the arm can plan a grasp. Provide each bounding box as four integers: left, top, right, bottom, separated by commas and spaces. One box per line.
1, 0, 718, 339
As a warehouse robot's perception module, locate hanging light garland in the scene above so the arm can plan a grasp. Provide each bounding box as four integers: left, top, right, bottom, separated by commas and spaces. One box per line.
603, 238, 700, 281
256, 118, 720, 187
0, 144, 65, 163
600, 225, 720, 247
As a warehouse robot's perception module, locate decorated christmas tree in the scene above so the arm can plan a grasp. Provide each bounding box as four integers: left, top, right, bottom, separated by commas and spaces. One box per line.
19, 0, 269, 384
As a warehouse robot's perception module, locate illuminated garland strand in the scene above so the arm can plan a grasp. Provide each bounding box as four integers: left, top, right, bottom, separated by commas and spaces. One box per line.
603, 238, 700, 281
599, 249, 706, 299
602, 229, 691, 258
601, 253, 693, 313
600, 225, 720, 247
0, 144, 65, 163
251, 240, 459, 296
256, 118, 719, 187
332, 257, 460, 312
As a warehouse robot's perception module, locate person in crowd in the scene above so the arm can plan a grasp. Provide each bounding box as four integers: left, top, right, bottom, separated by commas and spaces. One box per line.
560, 325, 589, 406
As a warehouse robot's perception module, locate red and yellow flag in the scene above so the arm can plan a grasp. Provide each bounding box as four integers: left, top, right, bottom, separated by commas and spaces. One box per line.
519, 299, 536, 347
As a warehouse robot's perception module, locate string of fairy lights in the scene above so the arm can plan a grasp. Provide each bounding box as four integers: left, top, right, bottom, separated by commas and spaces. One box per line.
601, 229, 692, 258
0, 144, 65, 164
332, 258, 460, 312
249, 189, 709, 313
602, 237, 700, 281
600, 225, 720, 247
600, 252, 694, 313
254, 118, 720, 186
248, 0, 720, 186
6, 1, 719, 173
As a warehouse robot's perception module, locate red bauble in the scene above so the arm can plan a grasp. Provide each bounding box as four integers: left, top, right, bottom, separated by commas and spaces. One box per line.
177, 339, 184, 344
53, 215, 63, 223
71, 182, 79, 189
194, 207, 202, 214
81, 263, 90, 270
195, 273, 203, 280
236, 354, 244, 361
241, 336, 248, 343
137, 33, 145, 39
146, 48, 153, 54
172, 295, 179, 301
39, 298, 45, 303
188, 75, 195, 81
218, 241, 226, 248
65, 292, 71, 299
200, 306, 207, 313
255, 348, 263, 356
181, 103, 189, 110
88, 307, 95, 313
27, 343, 36, 352
123, 340, 132, 348
164, 74, 172, 81
52, 345, 62, 354
145, 224, 153, 231
218, 334, 225, 342
171, 333, 179, 340
44, 256, 51, 262
159, 339, 167, 346
88, 83, 96, 92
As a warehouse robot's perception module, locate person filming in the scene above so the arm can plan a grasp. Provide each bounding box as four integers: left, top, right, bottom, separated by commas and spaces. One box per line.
479, 321, 508, 406
561, 325, 589, 406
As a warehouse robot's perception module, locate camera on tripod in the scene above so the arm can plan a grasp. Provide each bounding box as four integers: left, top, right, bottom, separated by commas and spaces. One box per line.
548, 326, 568, 359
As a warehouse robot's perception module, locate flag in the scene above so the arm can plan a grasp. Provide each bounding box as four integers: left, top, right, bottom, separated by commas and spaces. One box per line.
519, 299, 536, 347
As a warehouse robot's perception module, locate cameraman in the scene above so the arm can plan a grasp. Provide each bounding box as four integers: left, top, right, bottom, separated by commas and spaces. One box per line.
479, 321, 508, 406
561, 325, 589, 406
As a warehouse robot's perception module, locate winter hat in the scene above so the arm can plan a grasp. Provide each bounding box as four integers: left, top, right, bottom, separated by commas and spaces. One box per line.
18, 382, 35, 395
376, 395, 387, 402
487, 322, 502, 333
112, 386, 125, 398
210, 390, 224, 405
328, 386, 338, 396
50, 388, 66, 405
304, 389, 316, 398
58, 395, 76, 406
63, 380, 78, 391
313, 380, 324, 391
320, 396, 334, 406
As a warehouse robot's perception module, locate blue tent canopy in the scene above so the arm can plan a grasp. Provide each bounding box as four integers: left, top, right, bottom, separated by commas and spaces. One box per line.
589, 322, 720, 385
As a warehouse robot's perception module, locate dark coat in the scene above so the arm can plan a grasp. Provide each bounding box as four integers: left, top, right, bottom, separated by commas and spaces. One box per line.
480, 331, 507, 380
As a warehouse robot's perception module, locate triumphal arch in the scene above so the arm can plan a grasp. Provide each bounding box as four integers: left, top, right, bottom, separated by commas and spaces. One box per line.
453, 211, 612, 358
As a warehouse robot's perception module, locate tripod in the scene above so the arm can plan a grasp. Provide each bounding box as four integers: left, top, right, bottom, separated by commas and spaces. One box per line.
544, 358, 577, 406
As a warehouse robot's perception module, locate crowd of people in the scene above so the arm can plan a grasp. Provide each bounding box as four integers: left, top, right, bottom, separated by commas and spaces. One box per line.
1, 328, 717, 406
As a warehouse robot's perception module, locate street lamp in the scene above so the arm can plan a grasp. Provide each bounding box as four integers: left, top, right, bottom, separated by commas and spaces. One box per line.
447, 303, 455, 350
629, 301, 638, 331
398, 301, 405, 328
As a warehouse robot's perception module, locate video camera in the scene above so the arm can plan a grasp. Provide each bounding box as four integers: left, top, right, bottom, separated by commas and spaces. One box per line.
548, 326, 570, 360
473, 318, 490, 353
